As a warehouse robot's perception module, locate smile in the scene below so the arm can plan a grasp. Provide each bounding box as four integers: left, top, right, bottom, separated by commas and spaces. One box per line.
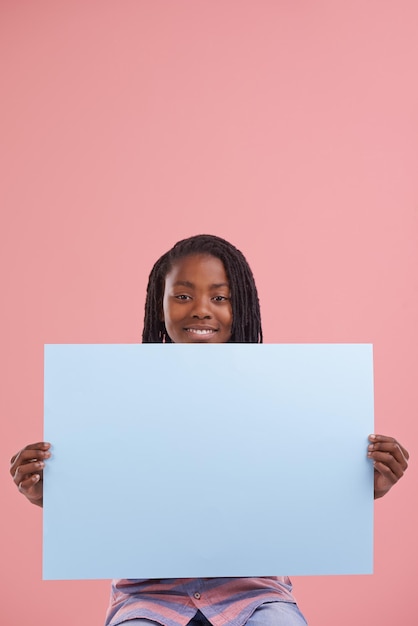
185, 328, 217, 335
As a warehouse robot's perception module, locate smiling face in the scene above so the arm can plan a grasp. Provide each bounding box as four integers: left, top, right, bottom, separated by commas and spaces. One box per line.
162, 254, 233, 343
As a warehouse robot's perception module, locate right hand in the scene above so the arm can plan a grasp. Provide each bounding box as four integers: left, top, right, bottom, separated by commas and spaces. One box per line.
10, 442, 51, 507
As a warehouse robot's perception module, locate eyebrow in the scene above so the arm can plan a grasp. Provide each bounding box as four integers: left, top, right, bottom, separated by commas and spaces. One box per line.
172, 281, 229, 289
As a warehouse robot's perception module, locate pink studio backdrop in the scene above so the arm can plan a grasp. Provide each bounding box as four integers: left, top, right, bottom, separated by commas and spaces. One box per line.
1, 1, 417, 625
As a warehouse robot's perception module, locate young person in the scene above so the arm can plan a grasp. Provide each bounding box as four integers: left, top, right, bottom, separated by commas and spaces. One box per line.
10, 234, 409, 626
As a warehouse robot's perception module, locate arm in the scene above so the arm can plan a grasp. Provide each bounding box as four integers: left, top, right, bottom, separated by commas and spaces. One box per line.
368, 434, 409, 499
10, 442, 51, 507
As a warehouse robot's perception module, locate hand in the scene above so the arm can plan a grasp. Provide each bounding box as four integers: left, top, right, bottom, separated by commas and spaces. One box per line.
10, 442, 51, 507
368, 434, 409, 499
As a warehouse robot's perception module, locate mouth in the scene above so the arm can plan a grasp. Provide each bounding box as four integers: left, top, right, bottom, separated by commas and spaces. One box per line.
184, 327, 218, 336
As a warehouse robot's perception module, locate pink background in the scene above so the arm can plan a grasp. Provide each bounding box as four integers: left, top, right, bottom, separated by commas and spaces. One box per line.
1, 1, 417, 624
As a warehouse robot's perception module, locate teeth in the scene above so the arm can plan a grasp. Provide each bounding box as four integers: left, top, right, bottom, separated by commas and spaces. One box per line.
186, 329, 215, 334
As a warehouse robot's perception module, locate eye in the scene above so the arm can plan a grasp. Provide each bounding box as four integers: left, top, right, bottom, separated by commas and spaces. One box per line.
174, 294, 191, 301
212, 295, 230, 302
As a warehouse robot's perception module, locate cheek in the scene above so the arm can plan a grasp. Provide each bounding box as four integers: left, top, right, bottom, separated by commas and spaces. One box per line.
162, 301, 180, 326
161, 304, 169, 323
224, 305, 233, 328
161, 293, 169, 322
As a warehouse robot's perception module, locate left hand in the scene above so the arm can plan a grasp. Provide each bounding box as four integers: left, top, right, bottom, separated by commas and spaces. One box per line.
368, 434, 409, 499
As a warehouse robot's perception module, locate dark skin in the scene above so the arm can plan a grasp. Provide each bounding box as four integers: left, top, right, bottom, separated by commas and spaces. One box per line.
368, 434, 409, 499
10, 434, 409, 506
10, 442, 51, 507
10, 256, 409, 502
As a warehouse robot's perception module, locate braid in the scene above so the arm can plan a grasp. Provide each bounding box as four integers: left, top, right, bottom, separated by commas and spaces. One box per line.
142, 234, 263, 343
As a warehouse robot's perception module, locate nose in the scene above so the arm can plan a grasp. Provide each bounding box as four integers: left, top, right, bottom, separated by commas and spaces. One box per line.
191, 296, 212, 319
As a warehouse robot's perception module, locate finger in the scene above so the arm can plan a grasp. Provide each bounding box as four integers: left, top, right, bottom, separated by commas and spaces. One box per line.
9, 445, 51, 476
10, 442, 51, 463
12, 460, 45, 487
17, 474, 43, 503
10, 442, 51, 468
18, 474, 42, 493
373, 460, 398, 487
397, 442, 409, 461
370, 450, 406, 480
368, 441, 409, 471
369, 434, 409, 461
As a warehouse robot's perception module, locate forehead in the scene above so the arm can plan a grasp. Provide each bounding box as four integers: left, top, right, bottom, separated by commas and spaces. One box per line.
165, 254, 229, 285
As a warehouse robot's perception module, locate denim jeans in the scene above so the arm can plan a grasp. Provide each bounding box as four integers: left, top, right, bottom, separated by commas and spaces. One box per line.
119, 601, 308, 625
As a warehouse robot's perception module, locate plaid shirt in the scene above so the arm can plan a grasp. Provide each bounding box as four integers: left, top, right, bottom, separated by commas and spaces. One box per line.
105, 577, 296, 626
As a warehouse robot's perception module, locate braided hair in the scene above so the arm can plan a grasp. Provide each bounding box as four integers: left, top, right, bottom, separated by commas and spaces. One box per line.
142, 234, 262, 343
